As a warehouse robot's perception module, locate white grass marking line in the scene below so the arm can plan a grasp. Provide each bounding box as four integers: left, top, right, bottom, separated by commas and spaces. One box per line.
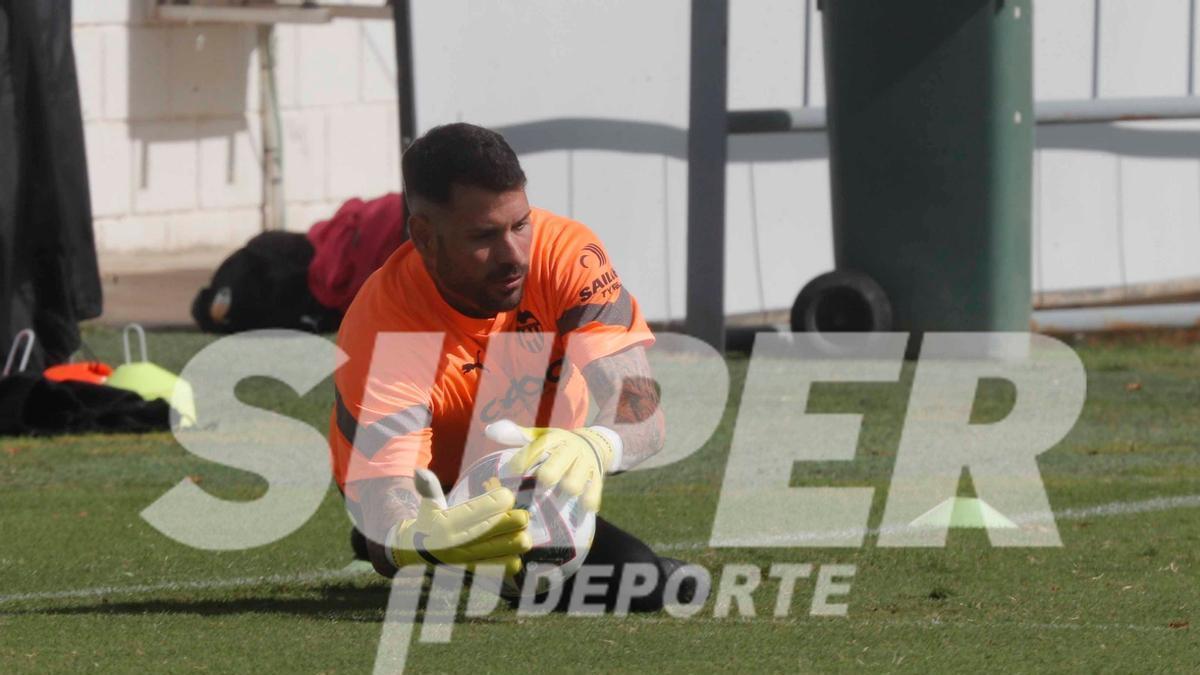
2, 494, 1197, 607
653, 492, 1200, 551
0, 562, 377, 606
1053, 493, 1200, 520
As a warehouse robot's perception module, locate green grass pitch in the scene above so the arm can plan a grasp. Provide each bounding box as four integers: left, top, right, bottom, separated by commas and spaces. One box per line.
1, 328, 1197, 672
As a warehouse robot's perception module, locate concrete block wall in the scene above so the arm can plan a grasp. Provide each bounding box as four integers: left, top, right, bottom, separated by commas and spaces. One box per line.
72, 0, 402, 254
274, 18, 402, 232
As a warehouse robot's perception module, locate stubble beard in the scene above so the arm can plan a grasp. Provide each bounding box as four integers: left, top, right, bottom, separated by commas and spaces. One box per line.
434, 246, 524, 317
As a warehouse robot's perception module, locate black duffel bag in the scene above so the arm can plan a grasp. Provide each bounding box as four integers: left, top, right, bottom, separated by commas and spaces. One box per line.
191, 231, 342, 334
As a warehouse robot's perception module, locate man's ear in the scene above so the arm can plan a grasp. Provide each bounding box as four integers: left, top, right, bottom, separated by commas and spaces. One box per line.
409, 214, 436, 258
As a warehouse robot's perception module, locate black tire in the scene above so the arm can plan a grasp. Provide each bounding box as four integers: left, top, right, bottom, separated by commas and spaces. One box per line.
791, 270, 893, 334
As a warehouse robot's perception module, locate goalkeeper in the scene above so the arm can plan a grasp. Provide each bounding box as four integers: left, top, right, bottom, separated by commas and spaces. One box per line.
329, 123, 698, 611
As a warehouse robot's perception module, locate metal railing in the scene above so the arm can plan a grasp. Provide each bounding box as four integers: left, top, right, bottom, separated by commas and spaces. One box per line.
728, 96, 1200, 134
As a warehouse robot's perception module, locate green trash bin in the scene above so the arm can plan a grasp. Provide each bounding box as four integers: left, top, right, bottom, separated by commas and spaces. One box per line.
818, 0, 1034, 335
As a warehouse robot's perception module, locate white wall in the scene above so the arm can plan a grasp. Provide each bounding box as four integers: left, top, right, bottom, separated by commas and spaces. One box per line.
74, 1, 1200, 323
411, 0, 1200, 322
72, 0, 402, 254
410, 0, 836, 322
1033, 0, 1200, 296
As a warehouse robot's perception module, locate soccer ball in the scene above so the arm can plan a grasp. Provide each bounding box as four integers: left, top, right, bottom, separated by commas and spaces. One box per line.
448, 449, 595, 598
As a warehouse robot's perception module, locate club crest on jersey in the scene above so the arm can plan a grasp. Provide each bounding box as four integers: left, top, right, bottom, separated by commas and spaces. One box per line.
515, 310, 545, 352
578, 243, 608, 269
579, 269, 621, 302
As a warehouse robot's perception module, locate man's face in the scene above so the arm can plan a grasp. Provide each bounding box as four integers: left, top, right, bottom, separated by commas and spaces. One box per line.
413, 184, 532, 318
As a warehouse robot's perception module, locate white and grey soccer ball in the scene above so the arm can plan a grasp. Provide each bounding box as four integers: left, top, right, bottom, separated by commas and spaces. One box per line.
448, 447, 595, 598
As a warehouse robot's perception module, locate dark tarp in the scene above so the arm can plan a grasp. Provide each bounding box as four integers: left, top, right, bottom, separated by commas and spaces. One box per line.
0, 0, 102, 372
0, 372, 169, 436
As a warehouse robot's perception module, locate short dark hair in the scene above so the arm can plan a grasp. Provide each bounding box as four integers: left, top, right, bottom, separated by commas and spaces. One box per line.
401, 123, 527, 205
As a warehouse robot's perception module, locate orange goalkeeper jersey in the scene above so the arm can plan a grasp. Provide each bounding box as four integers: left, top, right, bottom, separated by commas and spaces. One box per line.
330, 207, 654, 499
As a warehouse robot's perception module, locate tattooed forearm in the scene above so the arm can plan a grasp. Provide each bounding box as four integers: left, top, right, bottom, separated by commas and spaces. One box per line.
582, 346, 665, 470
616, 375, 660, 425
355, 476, 420, 543
353, 475, 421, 576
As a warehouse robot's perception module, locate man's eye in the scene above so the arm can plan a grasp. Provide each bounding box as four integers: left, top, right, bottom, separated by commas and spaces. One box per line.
513, 221, 529, 232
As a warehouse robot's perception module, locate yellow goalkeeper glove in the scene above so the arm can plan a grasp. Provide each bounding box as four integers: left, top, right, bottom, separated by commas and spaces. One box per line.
387, 469, 532, 577
486, 419, 623, 512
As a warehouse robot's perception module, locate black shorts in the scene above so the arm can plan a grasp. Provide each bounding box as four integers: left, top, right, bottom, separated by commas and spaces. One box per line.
349, 509, 683, 613
523, 516, 677, 613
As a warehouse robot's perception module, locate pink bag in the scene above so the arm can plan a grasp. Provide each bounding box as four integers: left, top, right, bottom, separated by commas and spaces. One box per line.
306, 193, 409, 312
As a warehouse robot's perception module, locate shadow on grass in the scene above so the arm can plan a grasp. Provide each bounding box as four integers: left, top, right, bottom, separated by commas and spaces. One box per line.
2, 582, 521, 625
2, 583, 393, 622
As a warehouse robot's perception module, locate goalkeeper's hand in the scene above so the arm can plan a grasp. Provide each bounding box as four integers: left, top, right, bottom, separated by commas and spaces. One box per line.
387, 469, 532, 577
486, 419, 623, 512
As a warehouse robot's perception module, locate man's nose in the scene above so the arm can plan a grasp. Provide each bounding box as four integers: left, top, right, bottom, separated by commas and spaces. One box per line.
494, 232, 527, 268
